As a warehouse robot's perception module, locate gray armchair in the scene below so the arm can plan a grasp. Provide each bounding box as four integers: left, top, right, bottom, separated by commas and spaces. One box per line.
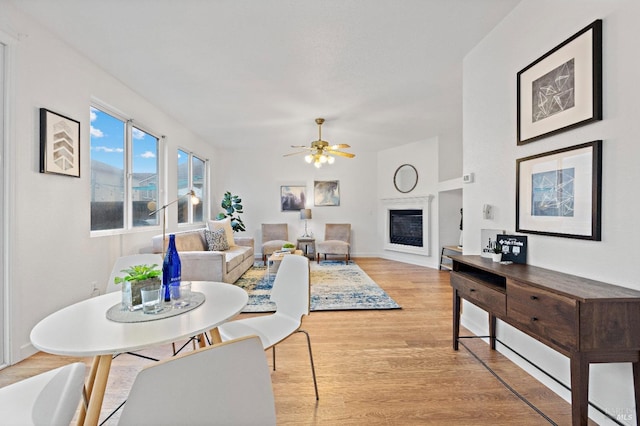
316, 223, 351, 264
261, 223, 294, 264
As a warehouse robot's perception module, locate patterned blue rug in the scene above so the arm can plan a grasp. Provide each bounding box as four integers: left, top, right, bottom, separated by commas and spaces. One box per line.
234, 261, 401, 312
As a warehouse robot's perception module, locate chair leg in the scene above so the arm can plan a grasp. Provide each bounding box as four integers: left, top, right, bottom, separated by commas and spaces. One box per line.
297, 329, 319, 400
272, 345, 276, 371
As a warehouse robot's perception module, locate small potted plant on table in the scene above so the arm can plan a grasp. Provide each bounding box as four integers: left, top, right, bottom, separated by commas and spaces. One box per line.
114, 264, 162, 311
491, 244, 503, 263
282, 243, 296, 253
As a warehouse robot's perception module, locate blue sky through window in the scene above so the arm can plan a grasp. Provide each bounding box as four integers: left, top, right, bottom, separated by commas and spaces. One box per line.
90, 107, 157, 173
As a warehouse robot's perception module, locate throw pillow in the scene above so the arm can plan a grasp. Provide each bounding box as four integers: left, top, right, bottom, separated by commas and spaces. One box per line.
208, 217, 234, 246
205, 228, 230, 251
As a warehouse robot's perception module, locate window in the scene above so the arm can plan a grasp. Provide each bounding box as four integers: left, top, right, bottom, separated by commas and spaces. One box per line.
178, 149, 206, 224
90, 106, 159, 232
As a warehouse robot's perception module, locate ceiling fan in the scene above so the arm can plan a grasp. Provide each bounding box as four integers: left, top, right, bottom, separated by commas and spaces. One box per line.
284, 118, 355, 168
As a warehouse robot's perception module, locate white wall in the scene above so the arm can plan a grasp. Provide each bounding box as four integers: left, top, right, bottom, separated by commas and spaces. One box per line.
377, 138, 440, 268
212, 147, 380, 258
463, 1, 639, 424
1, 3, 216, 363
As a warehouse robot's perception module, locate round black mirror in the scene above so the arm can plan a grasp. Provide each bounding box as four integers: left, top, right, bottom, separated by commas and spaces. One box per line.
393, 164, 418, 193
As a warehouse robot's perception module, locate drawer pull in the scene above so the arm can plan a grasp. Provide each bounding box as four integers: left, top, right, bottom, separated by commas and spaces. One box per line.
469, 288, 476, 292
530, 295, 538, 300
531, 317, 538, 322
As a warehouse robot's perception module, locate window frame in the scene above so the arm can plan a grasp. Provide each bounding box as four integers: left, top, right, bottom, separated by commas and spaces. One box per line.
177, 148, 208, 226
90, 103, 163, 237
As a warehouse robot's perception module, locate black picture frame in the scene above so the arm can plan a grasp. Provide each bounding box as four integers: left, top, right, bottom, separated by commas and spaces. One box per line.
516, 140, 602, 240
517, 20, 602, 145
496, 234, 527, 264
39, 108, 81, 177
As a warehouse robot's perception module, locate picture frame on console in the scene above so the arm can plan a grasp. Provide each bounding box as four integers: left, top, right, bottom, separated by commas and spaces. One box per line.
517, 19, 602, 145
39, 108, 81, 177
516, 140, 602, 240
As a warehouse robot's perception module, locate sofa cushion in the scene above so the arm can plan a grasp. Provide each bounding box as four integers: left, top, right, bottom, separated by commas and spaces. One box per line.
208, 218, 235, 246
172, 232, 206, 252
205, 229, 230, 251
224, 246, 250, 271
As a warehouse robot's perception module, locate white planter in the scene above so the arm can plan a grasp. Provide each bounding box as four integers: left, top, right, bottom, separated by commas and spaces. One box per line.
491, 253, 502, 262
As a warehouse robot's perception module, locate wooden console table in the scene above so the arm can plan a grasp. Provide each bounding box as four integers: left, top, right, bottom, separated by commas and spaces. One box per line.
450, 255, 640, 426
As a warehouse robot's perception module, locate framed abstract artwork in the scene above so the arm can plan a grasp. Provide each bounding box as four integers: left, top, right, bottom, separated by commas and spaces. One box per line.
516, 140, 602, 240
517, 20, 602, 145
39, 108, 81, 177
280, 185, 307, 211
314, 180, 340, 206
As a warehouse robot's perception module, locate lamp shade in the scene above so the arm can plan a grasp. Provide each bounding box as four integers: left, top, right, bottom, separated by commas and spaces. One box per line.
300, 209, 312, 220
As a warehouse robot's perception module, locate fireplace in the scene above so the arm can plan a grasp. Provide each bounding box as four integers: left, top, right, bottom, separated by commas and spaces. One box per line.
389, 209, 423, 247
382, 195, 432, 257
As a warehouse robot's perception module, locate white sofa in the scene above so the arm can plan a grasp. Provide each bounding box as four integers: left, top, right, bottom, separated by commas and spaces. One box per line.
151, 227, 255, 284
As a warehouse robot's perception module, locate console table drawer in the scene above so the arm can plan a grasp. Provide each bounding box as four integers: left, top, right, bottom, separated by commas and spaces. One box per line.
451, 272, 506, 316
507, 279, 577, 350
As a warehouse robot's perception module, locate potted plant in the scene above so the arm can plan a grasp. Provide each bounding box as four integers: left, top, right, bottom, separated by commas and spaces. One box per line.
114, 264, 162, 311
216, 191, 246, 232
282, 243, 296, 253
491, 244, 503, 263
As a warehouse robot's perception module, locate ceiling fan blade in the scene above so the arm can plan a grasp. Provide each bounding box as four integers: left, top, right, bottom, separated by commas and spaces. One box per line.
326, 150, 355, 158
283, 151, 309, 157
330, 143, 351, 149
290, 145, 312, 149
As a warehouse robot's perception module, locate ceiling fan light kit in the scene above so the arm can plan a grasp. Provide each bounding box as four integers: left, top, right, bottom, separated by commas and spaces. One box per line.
285, 118, 355, 168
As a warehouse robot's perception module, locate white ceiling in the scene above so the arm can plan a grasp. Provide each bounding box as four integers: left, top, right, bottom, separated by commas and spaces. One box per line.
12, 0, 520, 153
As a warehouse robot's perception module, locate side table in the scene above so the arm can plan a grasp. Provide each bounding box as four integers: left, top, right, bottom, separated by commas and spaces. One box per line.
297, 237, 316, 259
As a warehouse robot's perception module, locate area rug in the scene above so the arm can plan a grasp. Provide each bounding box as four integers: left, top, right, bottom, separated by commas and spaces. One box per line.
234, 261, 401, 313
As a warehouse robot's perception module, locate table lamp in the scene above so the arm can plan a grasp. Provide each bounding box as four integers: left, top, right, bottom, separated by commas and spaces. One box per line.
300, 208, 312, 237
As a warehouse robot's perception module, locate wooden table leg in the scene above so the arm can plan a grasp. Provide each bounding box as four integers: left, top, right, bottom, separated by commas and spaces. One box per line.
570, 353, 589, 426
633, 360, 640, 426
453, 289, 460, 351
210, 327, 222, 344
489, 314, 497, 350
77, 355, 112, 426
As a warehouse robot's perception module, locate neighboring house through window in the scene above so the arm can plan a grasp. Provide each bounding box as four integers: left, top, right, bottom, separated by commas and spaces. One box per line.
178, 149, 206, 224
90, 105, 160, 232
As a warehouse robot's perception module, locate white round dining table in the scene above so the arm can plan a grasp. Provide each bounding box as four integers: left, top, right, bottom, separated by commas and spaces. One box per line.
30, 281, 248, 426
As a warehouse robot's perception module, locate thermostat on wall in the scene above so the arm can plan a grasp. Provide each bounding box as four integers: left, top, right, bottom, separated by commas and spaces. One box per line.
462, 173, 474, 183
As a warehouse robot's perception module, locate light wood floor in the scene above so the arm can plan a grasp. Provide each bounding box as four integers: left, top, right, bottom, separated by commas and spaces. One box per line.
0, 257, 585, 425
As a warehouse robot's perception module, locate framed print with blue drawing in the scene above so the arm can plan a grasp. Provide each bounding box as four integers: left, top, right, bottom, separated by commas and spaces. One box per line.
517, 20, 602, 145
516, 141, 602, 240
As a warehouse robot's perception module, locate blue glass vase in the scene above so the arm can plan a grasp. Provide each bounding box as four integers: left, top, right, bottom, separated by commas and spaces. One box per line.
162, 234, 181, 302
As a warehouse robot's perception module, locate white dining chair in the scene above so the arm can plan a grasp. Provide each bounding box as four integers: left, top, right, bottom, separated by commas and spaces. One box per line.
218, 254, 319, 400
117, 335, 276, 426
0, 362, 86, 426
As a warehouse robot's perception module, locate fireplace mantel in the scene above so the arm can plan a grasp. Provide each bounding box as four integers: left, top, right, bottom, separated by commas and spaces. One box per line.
381, 195, 433, 256
381, 195, 433, 205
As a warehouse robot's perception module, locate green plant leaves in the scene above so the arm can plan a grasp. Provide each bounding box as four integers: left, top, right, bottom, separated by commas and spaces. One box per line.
218, 191, 246, 232
113, 264, 161, 283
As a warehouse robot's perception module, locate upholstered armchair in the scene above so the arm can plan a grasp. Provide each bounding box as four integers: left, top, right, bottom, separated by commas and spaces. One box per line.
261, 223, 294, 264
316, 223, 351, 264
